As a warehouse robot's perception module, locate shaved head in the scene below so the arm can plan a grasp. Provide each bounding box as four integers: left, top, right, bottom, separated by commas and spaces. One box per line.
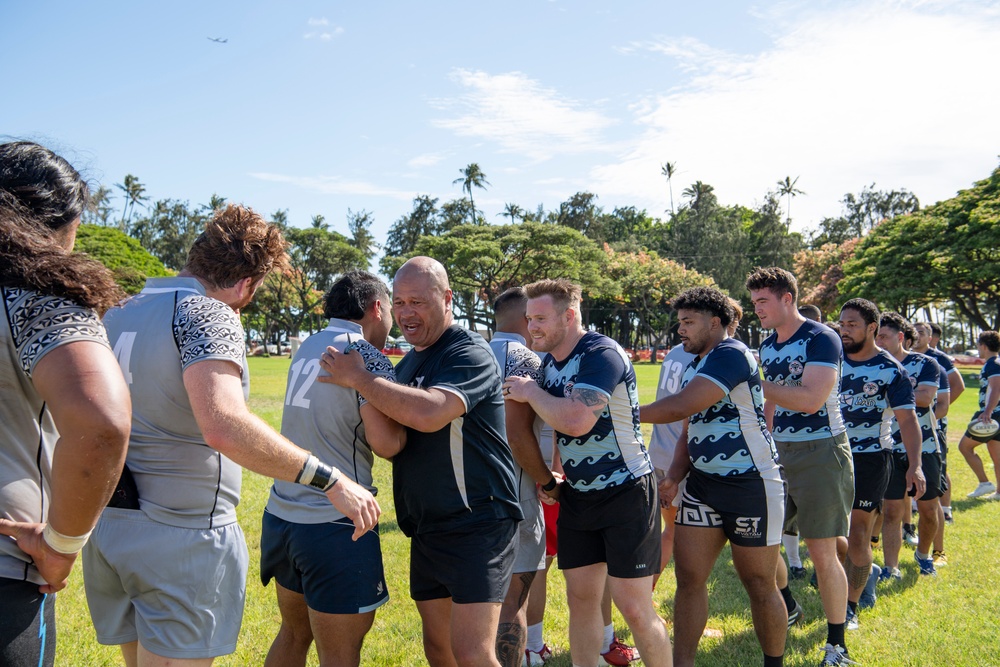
395, 256, 450, 295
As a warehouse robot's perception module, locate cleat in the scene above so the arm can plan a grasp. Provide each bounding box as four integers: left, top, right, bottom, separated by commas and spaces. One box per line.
789, 565, 807, 580
525, 644, 552, 666
967, 481, 996, 498
943, 512, 955, 525
598, 637, 639, 666
819, 643, 859, 665
914, 552, 937, 576
878, 566, 901, 584
932, 550, 948, 567
990, 492, 1000, 501
845, 605, 859, 631
787, 600, 804, 628
859, 564, 880, 610
870, 535, 880, 550
903, 524, 919, 547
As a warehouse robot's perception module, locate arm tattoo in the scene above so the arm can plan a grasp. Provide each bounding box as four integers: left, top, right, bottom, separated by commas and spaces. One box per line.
573, 387, 609, 418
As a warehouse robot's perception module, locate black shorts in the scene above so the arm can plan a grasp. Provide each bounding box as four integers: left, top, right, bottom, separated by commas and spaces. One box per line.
410, 518, 517, 604
675, 466, 785, 547
884, 451, 911, 501
852, 450, 891, 513
557, 474, 661, 578
963, 411, 1000, 444
0, 578, 55, 667
919, 452, 944, 501
260, 511, 389, 614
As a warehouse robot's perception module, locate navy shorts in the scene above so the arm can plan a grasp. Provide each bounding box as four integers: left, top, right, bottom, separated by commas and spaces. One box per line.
260, 511, 389, 614
557, 474, 661, 578
852, 450, 891, 513
885, 451, 912, 501
675, 466, 785, 547
919, 452, 944, 501
0, 578, 55, 667
410, 518, 517, 604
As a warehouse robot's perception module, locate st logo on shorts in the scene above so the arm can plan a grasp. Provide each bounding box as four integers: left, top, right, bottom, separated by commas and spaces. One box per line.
733, 516, 762, 539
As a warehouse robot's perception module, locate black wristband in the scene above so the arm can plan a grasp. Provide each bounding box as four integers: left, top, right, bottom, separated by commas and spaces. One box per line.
309, 462, 334, 490
542, 476, 558, 492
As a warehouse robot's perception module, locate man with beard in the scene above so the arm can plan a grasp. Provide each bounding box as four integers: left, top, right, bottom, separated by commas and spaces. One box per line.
503, 278, 670, 667
837, 299, 925, 632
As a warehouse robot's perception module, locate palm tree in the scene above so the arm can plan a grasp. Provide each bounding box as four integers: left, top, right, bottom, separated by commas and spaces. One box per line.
661, 162, 677, 216
777, 176, 805, 227
499, 202, 524, 224
681, 181, 714, 210
453, 163, 490, 225
115, 174, 149, 233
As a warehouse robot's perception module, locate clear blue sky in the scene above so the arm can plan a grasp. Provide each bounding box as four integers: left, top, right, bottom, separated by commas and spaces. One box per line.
3, 0, 998, 255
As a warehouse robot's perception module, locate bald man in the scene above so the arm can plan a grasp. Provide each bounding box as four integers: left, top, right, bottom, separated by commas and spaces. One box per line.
319, 257, 522, 667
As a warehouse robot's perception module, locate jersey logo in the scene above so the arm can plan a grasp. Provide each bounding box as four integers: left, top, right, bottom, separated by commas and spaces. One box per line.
909, 376, 918, 388
564, 381, 575, 397
415, 376, 425, 389
863, 382, 879, 396
788, 361, 804, 376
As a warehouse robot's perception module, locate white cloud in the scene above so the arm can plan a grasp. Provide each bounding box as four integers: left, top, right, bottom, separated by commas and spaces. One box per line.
304, 21, 343, 40
307, 17, 329, 26
590, 1, 1000, 230
249, 172, 414, 201
431, 68, 617, 162
408, 152, 449, 168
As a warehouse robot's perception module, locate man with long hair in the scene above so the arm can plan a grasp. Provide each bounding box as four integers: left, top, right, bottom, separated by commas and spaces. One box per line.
0, 141, 131, 667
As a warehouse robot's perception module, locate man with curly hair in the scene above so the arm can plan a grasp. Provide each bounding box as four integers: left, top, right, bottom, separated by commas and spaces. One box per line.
642, 286, 786, 667
83, 205, 380, 667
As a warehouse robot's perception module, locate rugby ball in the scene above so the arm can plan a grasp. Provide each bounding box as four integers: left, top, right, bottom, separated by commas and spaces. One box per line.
969, 418, 1000, 439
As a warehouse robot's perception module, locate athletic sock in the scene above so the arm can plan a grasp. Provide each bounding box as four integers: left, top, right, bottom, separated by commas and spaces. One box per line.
602, 624, 614, 653
915, 550, 930, 561
827, 622, 846, 650
779, 585, 797, 611
782, 533, 802, 568
763, 654, 784, 667
526, 622, 544, 652
942, 505, 953, 515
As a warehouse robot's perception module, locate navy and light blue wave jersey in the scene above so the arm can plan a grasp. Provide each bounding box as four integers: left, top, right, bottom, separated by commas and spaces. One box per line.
889, 352, 940, 454
977, 356, 1000, 420
540, 331, 652, 491
684, 337, 779, 477
840, 350, 915, 453
759, 320, 845, 441
924, 347, 956, 431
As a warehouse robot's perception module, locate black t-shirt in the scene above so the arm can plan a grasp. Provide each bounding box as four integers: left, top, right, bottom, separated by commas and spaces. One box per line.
392, 325, 522, 536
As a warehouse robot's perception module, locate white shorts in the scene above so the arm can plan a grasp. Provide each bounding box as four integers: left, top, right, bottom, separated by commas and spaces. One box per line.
83, 508, 248, 659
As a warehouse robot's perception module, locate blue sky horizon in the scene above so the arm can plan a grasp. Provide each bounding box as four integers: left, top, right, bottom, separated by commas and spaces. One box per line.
4, 0, 999, 259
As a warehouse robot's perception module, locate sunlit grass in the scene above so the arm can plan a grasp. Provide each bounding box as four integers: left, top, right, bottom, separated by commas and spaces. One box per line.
56, 357, 1000, 665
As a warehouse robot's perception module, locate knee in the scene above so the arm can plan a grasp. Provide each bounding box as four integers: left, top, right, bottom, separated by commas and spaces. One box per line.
740, 575, 778, 602
275, 621, 314, 653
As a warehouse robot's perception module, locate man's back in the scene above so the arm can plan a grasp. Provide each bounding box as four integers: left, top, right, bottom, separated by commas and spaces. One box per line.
268, 318, 395, 524
104, 276, 246, 529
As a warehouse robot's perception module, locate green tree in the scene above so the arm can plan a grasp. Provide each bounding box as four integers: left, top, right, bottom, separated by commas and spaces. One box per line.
810, 184, 919, 246
130, 199, 207, 271
777, 176, 805, 227
381, 195, 440, 276
74, 224, 171, 294
83, 185, 115, 227
347, 208, 377, 267
440, 198, 479, 230
793, 239, 861, 317
554, 192, 604, 241
406, 222, 609, 331
115, 174, 149, 233
661, 161, 678, 216
500, 202, 524, 224
452, 163, 490, 226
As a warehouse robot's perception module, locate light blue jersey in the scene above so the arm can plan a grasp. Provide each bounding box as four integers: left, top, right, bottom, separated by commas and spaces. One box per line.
840, 350, 915, 454
759, 320, 845, 441
684, 337, 779, 477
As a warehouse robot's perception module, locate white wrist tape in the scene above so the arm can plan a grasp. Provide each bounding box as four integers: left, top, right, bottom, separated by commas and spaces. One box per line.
42, 523, 91, 555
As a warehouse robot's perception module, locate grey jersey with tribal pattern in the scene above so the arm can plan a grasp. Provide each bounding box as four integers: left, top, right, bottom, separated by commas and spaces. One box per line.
103, 277, 247, 529
266, 318, 397, 524
1, 288, 110, 584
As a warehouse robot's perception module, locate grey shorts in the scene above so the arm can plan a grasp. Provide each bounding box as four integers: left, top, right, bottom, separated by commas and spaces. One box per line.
513, 471, 546, 573
776, 433, 854, 539
83, 508, 249, 659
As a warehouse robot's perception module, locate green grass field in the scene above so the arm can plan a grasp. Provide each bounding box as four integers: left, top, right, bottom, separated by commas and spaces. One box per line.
56, 358, 1000, 666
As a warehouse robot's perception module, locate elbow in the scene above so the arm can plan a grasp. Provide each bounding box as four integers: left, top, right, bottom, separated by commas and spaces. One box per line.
561, 415, 597, 439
